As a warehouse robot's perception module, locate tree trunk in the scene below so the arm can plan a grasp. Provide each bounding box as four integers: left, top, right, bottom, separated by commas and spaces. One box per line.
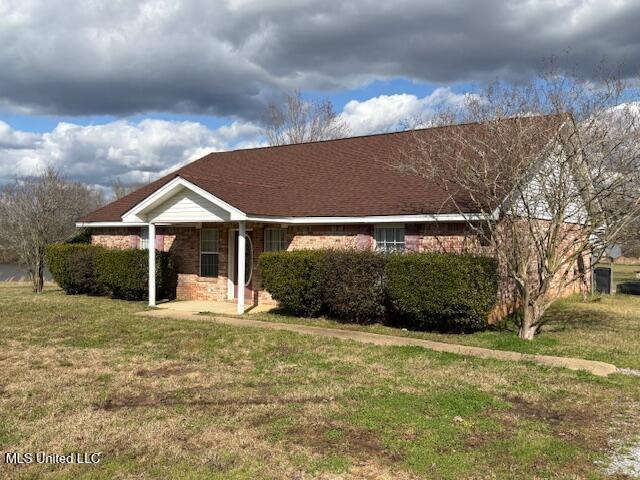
518, 300, 545, 340
30, 260, 44, 293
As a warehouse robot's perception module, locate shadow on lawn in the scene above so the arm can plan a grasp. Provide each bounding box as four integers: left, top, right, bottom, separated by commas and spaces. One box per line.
262, 296, 623, 342
537, 298, 621, 334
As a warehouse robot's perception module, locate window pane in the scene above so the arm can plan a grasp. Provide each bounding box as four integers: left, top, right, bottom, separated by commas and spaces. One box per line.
140, 228, 149, 250
375, 226, 405, 252
265, 228, 286, 252
394, 228, 404, 244
200, 253, 218, 277
201, 228, 218, 252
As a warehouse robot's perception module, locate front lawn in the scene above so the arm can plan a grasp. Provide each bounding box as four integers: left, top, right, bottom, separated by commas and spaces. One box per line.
1, 284, 639, 479
250, 294, 640, 369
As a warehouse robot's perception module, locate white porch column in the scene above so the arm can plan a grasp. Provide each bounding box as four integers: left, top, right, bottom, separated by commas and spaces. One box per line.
236, 221, 246, 314
148, 222, 156, 307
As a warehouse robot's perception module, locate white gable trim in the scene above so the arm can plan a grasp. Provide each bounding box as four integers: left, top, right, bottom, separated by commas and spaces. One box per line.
121, 176, 246, 223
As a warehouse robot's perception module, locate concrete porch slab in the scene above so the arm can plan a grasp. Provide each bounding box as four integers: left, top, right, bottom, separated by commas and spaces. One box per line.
155, 300, 275, 315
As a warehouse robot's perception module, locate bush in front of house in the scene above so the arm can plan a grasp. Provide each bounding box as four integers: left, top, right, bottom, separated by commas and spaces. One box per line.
320, 249, 387, 323
259, 250, 325, 316
385, 252, 498, 332
259, 249, 498, 330
93, 249, 176, 301
45, 243, 106, 295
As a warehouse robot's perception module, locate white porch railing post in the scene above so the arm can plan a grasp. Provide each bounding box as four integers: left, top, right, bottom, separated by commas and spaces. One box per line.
148, 222, 156, 307
237, 221, 246, 314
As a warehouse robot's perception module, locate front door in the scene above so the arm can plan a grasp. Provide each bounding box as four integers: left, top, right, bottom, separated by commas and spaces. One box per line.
233, 231, 254, 302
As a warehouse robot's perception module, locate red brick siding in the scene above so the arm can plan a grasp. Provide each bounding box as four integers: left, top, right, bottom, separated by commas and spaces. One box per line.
287, 225, 362, 250
91, 227, 141, 249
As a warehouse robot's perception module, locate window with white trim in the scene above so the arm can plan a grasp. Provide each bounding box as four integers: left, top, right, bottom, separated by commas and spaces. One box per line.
139, 228, 149, 250
374, 225, 405, 252
264, 228, 288, 252
200, 228, 219, 277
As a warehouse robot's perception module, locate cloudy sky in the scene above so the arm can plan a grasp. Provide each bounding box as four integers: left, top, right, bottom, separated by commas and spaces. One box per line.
1, 0, 639, 193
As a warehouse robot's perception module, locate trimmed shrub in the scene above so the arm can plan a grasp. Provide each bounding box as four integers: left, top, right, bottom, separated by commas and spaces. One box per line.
45, 243, 106, 295
320, 249, 386, 323
94, 249, 176, 301
259, 250, 324, 316
385, 253, 498, 331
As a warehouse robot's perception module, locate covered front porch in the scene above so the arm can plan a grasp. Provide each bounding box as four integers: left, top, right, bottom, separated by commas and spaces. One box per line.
121, 176, 282, 314
145, 220, 280, 314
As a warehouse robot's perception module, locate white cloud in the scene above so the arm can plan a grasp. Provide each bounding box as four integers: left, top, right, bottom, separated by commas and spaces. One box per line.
0, 118, 266, 188
340, 88, 476, 135
0, 120, 39, 149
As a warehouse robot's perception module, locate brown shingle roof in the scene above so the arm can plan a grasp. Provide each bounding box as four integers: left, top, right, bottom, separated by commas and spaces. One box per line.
80, 115, 566, 222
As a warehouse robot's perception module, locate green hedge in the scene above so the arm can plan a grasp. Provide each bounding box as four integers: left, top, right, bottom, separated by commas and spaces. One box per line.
45, 243, 106, 295
320, 250, 386, 323
259, 250, 325, 317
385, 253, 498, 331
259, 249, 498, 331
47, 244, 177, 301
94, 249, 176, 301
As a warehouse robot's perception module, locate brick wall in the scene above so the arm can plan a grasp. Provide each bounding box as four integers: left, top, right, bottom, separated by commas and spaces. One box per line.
287, 225, 365, 250
91, 227, 140, 249
163, 226, 230, 302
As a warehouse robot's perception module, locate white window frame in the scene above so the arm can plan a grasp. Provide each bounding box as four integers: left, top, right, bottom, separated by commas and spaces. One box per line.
264, 227, 288, 252
200, 228, 219, 278
374, 224, 405, 252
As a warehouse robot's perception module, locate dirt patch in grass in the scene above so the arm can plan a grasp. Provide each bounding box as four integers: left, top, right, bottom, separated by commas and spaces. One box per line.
287, 422, 394, 461
96, 388, 337, 411
135, 366, 199, 377
503, 394, 610, 449
505, 395, 590, 425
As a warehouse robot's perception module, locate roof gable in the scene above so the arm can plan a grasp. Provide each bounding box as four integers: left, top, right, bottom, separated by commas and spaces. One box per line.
121, 176, 245, 223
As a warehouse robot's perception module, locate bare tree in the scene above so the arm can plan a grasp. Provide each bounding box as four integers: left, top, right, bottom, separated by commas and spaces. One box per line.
111, 178, 144, 200
400, 69, 640, 339
0, 168, 104, 292
265, 90, 350, 145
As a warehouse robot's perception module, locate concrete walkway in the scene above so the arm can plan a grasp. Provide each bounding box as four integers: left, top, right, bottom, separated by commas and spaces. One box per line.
138, 309, 619, 377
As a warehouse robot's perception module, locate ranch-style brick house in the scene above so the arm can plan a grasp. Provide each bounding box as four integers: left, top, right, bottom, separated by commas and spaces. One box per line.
78, 115, 590, 314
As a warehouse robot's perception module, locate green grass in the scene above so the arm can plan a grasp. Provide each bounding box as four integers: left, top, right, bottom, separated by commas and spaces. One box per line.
247, 293, 640, 369
0, 284, 639, 479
